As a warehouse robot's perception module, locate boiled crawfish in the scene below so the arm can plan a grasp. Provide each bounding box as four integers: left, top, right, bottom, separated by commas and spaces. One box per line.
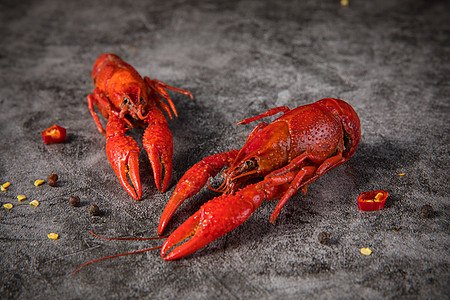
158, 98, 360, 260
87, 54, 193, 199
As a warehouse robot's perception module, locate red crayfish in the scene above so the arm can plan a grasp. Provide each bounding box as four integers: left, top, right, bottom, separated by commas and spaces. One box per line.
87, 54, 193, 199
158, 98, 361, 260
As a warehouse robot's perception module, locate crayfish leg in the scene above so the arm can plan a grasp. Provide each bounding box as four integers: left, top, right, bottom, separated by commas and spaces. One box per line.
87, 89, 113, 134
236, 106, 290, 125
243, 122, 268, 144
315, 150, 345, 176
144, 77, 193, 119
268, 150, 346, 223
269, 166, 316, 223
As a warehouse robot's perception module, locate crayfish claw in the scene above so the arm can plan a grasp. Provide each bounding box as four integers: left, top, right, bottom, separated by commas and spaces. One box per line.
121, 150, 141, 200
160, 210, 203, 260
146, 142, 172, 193
161, 183, 267, 260
105, 115, 142, 200
157, 196, 181, 235
142, 108, 174, 193
106, 136, 142, 200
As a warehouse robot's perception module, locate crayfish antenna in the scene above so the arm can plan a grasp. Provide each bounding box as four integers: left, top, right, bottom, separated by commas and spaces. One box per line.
72, 246, 163, 275
231, 169, 258, 182
236, 106, 290, 125
72, 231, 167, 275
206, 177, 228, 193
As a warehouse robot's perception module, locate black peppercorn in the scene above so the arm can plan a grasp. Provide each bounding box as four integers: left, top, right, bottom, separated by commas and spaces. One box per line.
47, 174, 58, 187
89, 204, 100, 216
318, 232, 330, 245
420, 204, 433, 218
69, 195, 80, 207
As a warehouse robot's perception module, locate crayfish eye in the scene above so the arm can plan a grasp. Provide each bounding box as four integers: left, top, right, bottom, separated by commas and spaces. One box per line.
123, 97, 130, 105
244, 158, 256, 170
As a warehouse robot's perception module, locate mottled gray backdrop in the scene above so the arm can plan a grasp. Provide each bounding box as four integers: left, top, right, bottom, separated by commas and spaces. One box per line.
0, 0, 448, 299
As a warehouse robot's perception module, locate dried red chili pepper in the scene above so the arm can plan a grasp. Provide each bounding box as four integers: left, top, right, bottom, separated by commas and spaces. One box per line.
41, 125, 66, 144
357, 190, 388, 211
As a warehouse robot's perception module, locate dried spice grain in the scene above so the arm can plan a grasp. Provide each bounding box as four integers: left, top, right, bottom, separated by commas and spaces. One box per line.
34, 180, 45, 187
1, 182, 11, 191
3, 203, 13, 209
360, 247, 372, 256
420, 204, 433, 218
89, 204, 100, 216
48, 233, 59, 239
17, 195, 27, 201
69, 196, 80, 207
47, 174, 58, 187
318, 232, 330, 245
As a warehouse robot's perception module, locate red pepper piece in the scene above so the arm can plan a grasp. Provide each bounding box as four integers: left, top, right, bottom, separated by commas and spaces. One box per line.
41, 124, 67, 144
357, 190, 388, 211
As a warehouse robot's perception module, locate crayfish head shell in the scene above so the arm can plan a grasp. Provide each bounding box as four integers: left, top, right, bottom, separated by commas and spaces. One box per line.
121, 84, 140, 107
116, 84, 151, 121
222, 122, 291, 193
222, 157, 259, 193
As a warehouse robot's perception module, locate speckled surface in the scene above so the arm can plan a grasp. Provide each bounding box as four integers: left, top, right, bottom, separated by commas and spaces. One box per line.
0, 0, 449, 299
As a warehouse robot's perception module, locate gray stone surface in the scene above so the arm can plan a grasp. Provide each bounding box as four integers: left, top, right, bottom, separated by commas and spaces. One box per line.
0, 0, 448, 299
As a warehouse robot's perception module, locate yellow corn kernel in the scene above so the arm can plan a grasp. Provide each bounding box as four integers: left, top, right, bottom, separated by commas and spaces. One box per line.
2, 182, 11, 191
398, 173, 405, 176
360, 247, 372, 256
3, 203, 13, 209
341, 0, 349, 6
17, 195, 27, 202
34, 180, 45, 186
29, 200, 40, 207
48, 233, 59, 240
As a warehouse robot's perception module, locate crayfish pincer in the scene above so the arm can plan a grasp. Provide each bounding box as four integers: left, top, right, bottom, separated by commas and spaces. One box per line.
158, 98, 361, 260
87, 54, 193, 199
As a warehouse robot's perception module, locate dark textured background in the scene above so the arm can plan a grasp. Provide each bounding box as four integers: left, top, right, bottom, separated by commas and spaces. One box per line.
1, 0, 449, 299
